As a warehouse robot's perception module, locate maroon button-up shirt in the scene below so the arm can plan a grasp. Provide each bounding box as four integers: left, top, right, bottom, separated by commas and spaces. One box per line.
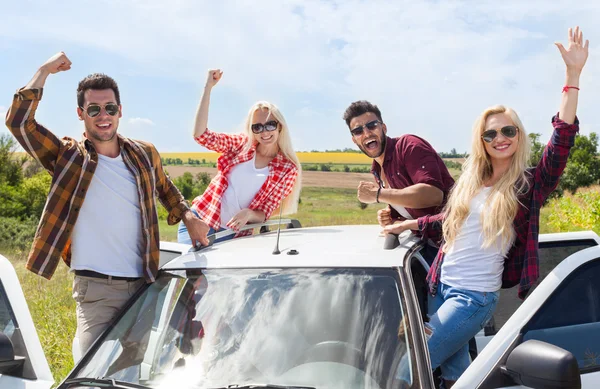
371, 135, 455, 220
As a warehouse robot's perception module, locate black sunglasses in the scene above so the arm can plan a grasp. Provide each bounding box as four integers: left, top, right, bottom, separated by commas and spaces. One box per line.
350, 120, 381, 137
251, 120, 279, 134
482, 125, 518, 143
80, 103, 120, 118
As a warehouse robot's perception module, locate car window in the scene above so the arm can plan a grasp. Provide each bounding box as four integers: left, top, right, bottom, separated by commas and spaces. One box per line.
491, 239, 597, 331
73, 268, 415, 389
0, 282, 16, 337
521, 258, 600, 372
0, 281, 36, 380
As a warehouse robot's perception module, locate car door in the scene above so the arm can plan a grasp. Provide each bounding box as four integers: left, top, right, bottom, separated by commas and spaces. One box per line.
474, 231, 600, 353
0, 254, 53, 389
457, 241, 600, 388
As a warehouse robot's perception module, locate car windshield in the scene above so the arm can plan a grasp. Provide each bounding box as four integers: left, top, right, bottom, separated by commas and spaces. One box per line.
71, 268, 414, 389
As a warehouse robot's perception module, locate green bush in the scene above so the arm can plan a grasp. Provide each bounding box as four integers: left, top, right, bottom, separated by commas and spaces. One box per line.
0, 216, 39, 251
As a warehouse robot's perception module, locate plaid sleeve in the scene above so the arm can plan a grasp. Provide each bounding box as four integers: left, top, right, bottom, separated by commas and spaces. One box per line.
253, 167, 299, 220
194, 129, 248, 153
535, 114, 579, 200
5, 88, 61, 173
417, 213, 445, 245
151, 145, 190, 225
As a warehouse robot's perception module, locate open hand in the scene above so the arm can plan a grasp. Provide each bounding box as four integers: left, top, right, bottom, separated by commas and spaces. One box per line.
206, 69, 223, 88
41, 52, 72, 74
227, 208, 251, 232
555, 26, 589, 74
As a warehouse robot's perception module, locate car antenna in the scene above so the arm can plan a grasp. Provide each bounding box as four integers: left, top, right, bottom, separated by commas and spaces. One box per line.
272, 204, 284, 255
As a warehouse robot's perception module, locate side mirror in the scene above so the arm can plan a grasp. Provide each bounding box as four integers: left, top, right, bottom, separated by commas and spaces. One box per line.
501, 339, 581, 389
0, 332, 25, 375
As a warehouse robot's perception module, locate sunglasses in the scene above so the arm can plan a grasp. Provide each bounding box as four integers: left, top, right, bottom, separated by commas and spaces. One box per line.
80, 103, 120, 118
251, 120, 279, 134
481, 125, 518, 143
350, 120, 381, 137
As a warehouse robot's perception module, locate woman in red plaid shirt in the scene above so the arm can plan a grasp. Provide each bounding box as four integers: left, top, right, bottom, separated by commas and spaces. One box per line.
388, 27, 588, 387
178, 69, 301, 245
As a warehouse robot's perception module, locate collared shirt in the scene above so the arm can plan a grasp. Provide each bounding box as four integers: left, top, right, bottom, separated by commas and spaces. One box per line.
419, 115, 579, 299
192, 129, 299, 236
5, 88, 189, 282
371, 135, 455, 220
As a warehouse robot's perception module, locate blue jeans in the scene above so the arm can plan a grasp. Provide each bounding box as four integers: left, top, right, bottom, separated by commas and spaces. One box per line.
177, 209, 233, 245
426, 283, 499, 381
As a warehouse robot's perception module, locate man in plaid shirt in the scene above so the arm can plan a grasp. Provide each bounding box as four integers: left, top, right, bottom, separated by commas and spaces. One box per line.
5, 52, 210, 354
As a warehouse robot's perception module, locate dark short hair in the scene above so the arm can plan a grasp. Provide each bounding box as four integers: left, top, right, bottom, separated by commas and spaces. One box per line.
342, 100, 383, 127
77, 73, 121, 107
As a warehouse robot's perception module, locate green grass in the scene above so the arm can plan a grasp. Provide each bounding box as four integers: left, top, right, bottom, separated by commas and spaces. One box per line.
290, 187, 387, 227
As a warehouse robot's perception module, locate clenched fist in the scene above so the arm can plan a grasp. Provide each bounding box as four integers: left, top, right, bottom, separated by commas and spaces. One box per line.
206, 69, 223, 88
41, 52, 72, 74
357, 181, 380, 204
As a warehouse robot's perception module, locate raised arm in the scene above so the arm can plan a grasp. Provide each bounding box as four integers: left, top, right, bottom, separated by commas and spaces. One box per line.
535, 27, 589, 199
193, 69, 223, 138
555, 26, 588, 124
5, 52, 72, 173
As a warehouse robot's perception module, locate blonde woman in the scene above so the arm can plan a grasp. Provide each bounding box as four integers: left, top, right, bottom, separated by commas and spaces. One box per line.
178, 70, 301, 245
388, 27, 588, 387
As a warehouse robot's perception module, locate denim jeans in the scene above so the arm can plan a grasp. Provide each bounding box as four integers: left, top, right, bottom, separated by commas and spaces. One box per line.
177, 208, 233, 245
426, 282, 499, 381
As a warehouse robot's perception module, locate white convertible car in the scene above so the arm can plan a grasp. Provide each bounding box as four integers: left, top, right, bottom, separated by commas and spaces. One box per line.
1, 222, 599, 389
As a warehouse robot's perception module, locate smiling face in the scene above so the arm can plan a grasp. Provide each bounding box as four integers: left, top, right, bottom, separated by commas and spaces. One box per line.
349, 112, 387, 159
251, 108, 280, 147
77, 89, 122, 143
483, 113, 519, 163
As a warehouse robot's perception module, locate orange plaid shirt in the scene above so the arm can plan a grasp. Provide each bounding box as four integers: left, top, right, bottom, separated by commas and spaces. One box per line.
5, 88, 189, 282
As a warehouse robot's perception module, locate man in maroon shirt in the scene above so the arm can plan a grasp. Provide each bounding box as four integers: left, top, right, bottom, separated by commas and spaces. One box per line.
343, 100, 455, 263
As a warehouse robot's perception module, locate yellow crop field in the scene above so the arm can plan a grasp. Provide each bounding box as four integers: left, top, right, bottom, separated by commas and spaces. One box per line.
161, 152, 371, 164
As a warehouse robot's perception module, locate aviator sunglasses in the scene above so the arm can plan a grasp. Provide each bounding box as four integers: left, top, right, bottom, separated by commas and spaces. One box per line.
251, 120, 279, 134
350, 120, 381, 137
481, 125, 518, 143
80, 103, 120, 118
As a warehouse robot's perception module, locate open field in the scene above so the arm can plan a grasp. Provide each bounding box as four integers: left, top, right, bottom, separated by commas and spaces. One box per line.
164, 166, 462, 188
160, 151, 465, 165
164, 166, 374, 189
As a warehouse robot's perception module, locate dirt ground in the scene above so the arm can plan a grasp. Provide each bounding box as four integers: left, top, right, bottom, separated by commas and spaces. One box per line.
163, 166, 374, 189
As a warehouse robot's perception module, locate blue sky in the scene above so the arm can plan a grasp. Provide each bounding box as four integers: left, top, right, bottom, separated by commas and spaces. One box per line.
1, 0, 599, 153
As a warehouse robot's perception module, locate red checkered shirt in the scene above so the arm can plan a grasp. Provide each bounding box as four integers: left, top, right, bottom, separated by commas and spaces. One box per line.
419, 114, 579, 300
192, 129, 299, 236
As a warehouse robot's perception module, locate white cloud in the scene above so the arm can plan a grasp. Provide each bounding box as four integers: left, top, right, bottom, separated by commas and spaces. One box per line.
0, 106, 6, 119
128, 117, 155, 126
1, 0, 599, 152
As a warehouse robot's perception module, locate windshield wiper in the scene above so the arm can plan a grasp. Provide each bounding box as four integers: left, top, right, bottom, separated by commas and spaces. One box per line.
209, 385, 316, 389
63, 377, 151, 389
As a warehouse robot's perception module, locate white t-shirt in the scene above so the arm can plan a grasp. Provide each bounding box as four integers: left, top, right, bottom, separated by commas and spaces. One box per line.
70, 153, 144, 277
220, 156, 270, 227
440, 187, 510, 292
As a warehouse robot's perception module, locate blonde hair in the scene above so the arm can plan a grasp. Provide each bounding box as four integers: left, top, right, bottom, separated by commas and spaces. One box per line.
242, 101, 302, 215
442, 105, 531, 254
